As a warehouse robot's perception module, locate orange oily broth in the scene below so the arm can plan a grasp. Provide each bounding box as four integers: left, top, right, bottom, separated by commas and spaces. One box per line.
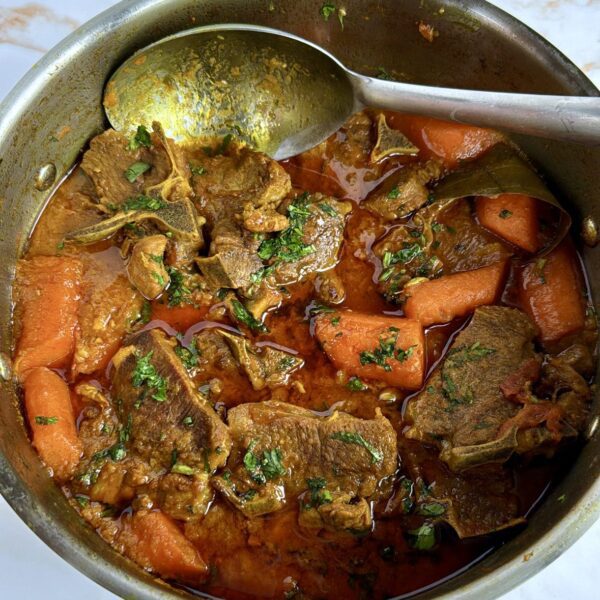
18, 116, 591, 599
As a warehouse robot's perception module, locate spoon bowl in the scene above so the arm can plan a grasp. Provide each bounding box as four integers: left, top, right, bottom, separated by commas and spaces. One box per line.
105, 23, 600, 159
104, 25, 356, 159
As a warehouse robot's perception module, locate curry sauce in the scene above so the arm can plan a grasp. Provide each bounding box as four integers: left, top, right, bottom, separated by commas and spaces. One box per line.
12, 111, 596, 599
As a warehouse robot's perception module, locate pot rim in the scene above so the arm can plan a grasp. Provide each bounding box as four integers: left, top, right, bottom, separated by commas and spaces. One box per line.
0, 1, 598, 599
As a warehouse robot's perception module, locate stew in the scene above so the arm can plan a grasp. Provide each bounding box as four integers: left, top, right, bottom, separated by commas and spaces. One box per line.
11, 110, 597, 599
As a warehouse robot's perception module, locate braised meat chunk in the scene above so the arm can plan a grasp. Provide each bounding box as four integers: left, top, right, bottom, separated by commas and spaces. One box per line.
213, 401, 397, 528
111, 329, 231, 473
406, 306, 541, 470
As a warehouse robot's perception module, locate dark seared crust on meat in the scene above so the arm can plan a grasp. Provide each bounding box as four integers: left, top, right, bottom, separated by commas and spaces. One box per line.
111, 329, 231, 473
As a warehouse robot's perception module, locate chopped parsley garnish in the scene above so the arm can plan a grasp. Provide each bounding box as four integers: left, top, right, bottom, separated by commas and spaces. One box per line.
122, 194, 165, 212
382, 243, 423, 268
35, 416, 58, 425
347, 377, 368, 391
124, 161, 151, 183
387, 185, 400, 199
140, 300, 152, 324
320, 2, 336, 20
446, 342, 496, 367
175, 339, 200, 371
74, 495, 89, 508
417, 502, 446, 517
304, 477, 333, 509
189, 164, 207, 176
376, 67, 394, 81
257, 194, 316, 265
151, 272, 165, 286
331, 316, 341, 326
395, 344, 416, 362
243, 440, 286, 485
359, 328, 414, 372
431, 221, 443, 233
278, 356, 297, 371
56, 241, 65, 251
128, 125, 152, 150
92, 415, 131, 463
499, 209, 513, 219
557, 494, 567, 503
166, 267, 191, 307
171, 463, 195, 476
131, 350, 168, 402
231, 299, 269, 333
309, 302, 335, 317
182, 416, 194, 426
202, 134, 233, 157
330, 431, 383, 464
407, 523, 436, 550
319, 202, 338, 217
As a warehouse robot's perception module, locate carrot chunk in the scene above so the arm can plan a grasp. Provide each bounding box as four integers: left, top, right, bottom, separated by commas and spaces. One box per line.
126, 510, 209, 583
315, 312, 425, 390
518, 242, 585, 343
386, 114, 501, 167
404, 261, 508, 326
23, 367, 82, 481
476, 193, 539, 252
14, 256, 83, 380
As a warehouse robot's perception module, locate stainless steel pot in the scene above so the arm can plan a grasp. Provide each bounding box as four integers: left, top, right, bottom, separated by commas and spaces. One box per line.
0, 1, 598, 599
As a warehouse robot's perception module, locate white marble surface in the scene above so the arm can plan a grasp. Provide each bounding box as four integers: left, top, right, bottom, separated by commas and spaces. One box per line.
0, 1, 599, 599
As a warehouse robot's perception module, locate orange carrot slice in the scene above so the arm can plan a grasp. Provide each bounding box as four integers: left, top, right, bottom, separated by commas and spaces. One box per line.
476, 193, 539, 253
23, 367, 82, 482
386, 114, 501, 167
518, 241, 585, 343
126, 510, 209, 583
315, 312, 425, 390
14, 256, 82, 380
404, 261, 508, 326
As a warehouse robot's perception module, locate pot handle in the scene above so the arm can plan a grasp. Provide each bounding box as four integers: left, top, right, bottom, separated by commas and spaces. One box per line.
350, 72, 600, 145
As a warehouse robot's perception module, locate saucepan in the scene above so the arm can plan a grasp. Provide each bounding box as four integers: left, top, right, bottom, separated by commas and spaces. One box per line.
0, 0, 598, 598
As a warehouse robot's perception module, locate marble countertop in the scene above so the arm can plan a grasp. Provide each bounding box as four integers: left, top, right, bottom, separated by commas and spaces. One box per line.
0, 1, 599, 599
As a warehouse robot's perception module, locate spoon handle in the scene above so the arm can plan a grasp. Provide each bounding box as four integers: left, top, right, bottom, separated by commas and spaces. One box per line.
350, 72, 600, 145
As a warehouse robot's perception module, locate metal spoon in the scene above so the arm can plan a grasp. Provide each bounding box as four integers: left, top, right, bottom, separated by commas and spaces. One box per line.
104, 23, 600, 159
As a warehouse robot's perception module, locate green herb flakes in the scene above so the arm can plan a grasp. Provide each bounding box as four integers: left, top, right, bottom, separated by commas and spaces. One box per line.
347, 377, 368, 391
407, 523, 436, 550
35, 416, 58, 425
189, 164, 207, 176
387, 185, 400, 199
330, 431, 383, 464
243, 440, 286, 485
499, 209, 513, 219
304, 477, 333, 509
124, 161, 151, 183
131, 350, 168, 402
232, 299, 269, 333
417, 502, 446, 517
166, 267, 192, 307
122, 194, 165, 212
320, 2, 336, 20
171, 463, 196, 476
140, 300, 152, 324
175, 339, 200, 371
128, 125, 152, 151
257, 194, 316, 265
